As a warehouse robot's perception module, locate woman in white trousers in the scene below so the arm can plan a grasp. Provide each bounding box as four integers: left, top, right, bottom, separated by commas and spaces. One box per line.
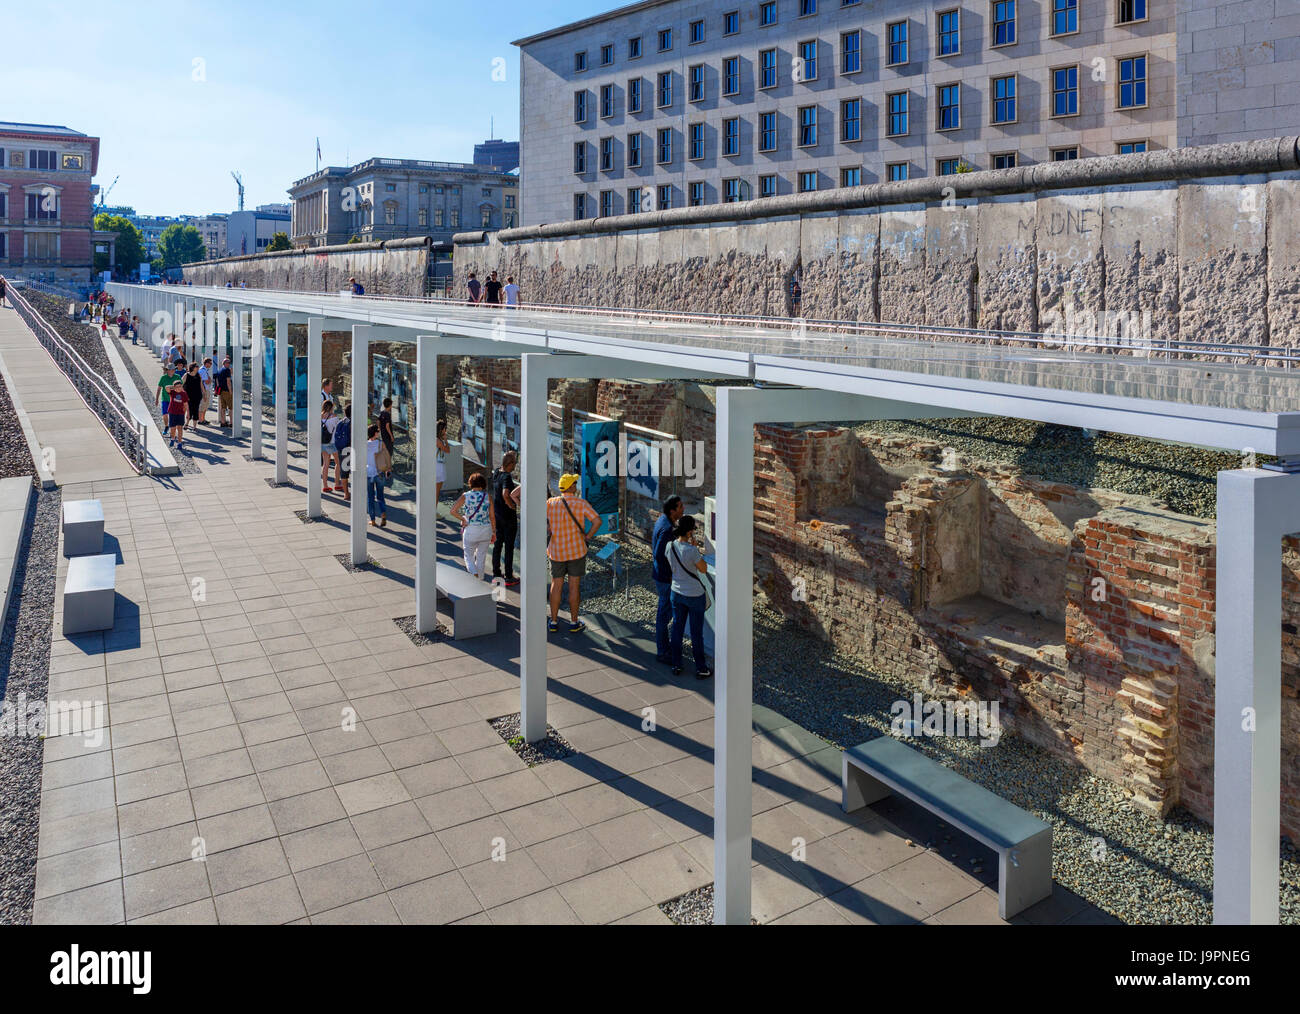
451, 472, 495, 580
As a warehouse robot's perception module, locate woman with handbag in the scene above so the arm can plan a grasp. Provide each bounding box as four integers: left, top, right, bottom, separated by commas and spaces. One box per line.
365, 424, 389, 527
434, 419, 450, 522
667, 515, 713, 679
450, 472, 496, 580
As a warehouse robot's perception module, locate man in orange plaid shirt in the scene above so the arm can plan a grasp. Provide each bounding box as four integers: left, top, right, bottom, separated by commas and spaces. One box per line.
547, 474, 603, 633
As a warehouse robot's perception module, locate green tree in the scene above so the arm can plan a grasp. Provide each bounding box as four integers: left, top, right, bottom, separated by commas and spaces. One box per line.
150, 257, 166, 278
347, 235, 362, 244
93, 213, 147, 278
266, 231, 293, 252
157, 223, 207, 268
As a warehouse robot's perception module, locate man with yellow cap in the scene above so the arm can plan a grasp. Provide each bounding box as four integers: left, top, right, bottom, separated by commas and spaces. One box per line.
546, 474, 603, 633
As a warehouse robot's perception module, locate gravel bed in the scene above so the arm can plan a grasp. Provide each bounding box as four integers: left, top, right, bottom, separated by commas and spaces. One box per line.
577, 536, 1299, 925
488, 713, 577, 766
0, 488, 60, 925
393, 615, 447, 644
21, 289, 119, 392
855, 417, 1257, 520
660, 884, 716, 925
334, 552, 378, 573
0, 358, 37, 481
106, 332, 203, 475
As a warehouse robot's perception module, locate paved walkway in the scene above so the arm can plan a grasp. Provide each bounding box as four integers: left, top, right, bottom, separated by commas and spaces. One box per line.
29, 418, 1109, 925
0, 306, 140, 486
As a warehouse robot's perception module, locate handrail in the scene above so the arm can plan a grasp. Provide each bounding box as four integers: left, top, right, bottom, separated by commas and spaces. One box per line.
125, 281, 1299, 368
5, 278, 149, 475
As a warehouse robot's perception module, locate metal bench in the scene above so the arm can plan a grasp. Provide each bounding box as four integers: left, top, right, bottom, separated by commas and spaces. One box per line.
63, 553, 117, 635
842, 736, 1052, 919
62, 499, 104, 557
435, 562, 496, 639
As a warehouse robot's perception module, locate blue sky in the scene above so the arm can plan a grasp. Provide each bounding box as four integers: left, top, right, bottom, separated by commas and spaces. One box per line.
3, 0, 603, 215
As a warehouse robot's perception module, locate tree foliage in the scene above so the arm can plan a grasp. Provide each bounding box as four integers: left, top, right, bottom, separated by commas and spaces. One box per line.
157, 223, 207, 268
93, 213, 147, 277
266, 231, 293, 252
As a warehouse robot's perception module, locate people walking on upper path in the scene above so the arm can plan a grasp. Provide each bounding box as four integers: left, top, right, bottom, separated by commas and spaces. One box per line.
466, 272, 481, 305
483, 271, 503, 306
546, 474, 602, 634
504, 276, 520, 308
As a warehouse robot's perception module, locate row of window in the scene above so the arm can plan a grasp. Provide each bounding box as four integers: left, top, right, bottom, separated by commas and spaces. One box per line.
576, 53, 1150, 123
0, 148, 85, 171
0, 193, 61, 221
0, 232, 60, 260
570, 141, 1149, 218
572, 1, 1150, 72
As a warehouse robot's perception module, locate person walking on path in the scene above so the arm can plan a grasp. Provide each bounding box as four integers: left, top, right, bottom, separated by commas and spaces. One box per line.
167, 380, 188, 452
466, 272, 482, 305
378, 397, 396, 458
503, 276, 520, 308
365, 424, 388, 527
321, 400, 340, 492
483, 271, 503, 306
546, 474, 602, 634
333, 403, 353, 501
214, 356, 234, 428
452, 473, 496, 580
156, 364, 175, 422
435, 419, 450, 521
0, 277, 6, 307
491, 452, 520, 586
183, 363, 204, 433
651, 495, 685, 664
349, 277, 365, 296
667, 515, 713, 679
198, 357, 214, 426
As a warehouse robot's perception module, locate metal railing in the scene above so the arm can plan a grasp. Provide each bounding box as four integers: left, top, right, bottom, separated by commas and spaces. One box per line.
5, 278, 149, 474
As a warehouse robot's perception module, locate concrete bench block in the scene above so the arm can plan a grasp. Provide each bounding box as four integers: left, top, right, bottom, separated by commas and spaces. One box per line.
62, 499, 105, 557
436, 562, 497, 639
63, 553, 116, 635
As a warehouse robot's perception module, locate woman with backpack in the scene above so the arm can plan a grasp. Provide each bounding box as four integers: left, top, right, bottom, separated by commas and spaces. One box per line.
321, 400, 339, 492
667, 515, 713, 679
450, 472, 496, 580
333, 404, 353, 500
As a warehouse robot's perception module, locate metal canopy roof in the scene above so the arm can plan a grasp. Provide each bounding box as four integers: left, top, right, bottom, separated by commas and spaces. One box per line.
171, 286, 1300, 456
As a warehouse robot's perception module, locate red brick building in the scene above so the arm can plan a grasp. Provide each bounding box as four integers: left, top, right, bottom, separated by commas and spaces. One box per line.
0, 121, 102, 284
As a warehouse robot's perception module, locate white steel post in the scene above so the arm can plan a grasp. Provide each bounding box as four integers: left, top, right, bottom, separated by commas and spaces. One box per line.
308, 317, 323, 518
415, 338, 439, 633
274, 312, 290, 485
520, 354, 549, 743
250, 310, 264, 458
351, 325, 370, 566
231, 310, 245, 440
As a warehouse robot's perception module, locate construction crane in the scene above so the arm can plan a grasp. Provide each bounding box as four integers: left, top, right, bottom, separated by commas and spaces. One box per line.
231, 171, 245, 212
96, 175, 120, 211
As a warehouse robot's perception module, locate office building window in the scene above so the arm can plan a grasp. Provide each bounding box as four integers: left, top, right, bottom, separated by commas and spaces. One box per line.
798, 170, 818, 192
658, 184, 673, 209
760, 1, 777, 26
505, 195, 516, 208
1052, 65, 1079, 116
1119, 0, 1147, 23
659, 27, 673, 50
601, 84, 614, 117
1118, 55, 1147, 108
384, 182, 396, 192
574, 194, 586, 219
841, 166, 861, 187
725, 10, 740, 34
481, 208, 492, 228
628, 78, 643, 112
841, 98, 861, 141
993, 152, 1017, 169
574, 91, 587, 122
724, 177, 743, 203
434, 209, 444, 227
938, 83, 961, 130
628, 186, 644, 213
658, 71, 673, 107
761, 48, 778, 88
760, 174, 778, 197
628, 36, 642, 58
690, 64, 705, 101
1053, 146, 1080, 161
690, 181, 706, 206
601, 136, 615, 171
417, 208, 428, 226
600, 190, 614, 217
418, 184, 428, 193
628, 132, 642, 167
887, 161, 909, 181
992, 1, 1016, 46
1118, 140, 1148, 154
573, 142, 587, 173
724, 117, 741, 156
992, 74, 1017, 123
1052, 0, 1078, 35
601, 44, 614, 65
887, 21, 909, 66
690, 19, 705, 43
574, 51, 587, 72
842, 30, 861, 73
724, 55, 741, 95
658, 127, 673, 163
798, 105, 818, 146
800, 0, 817, 14
760, 110, 778, 151
798, 39, 817, 81
938, 158, 961, 176
27, 191, 58, 220
938, 9, 960, 55
887, 91, 909, 135
690, 122, 706, 159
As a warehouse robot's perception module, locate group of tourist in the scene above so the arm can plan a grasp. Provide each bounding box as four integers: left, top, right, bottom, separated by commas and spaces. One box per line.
154, 338, 233, 452
318, 378, 396, 528
465, 271, 520, 307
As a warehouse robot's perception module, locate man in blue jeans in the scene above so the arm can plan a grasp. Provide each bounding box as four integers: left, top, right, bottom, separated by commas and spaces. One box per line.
651, 495, 684, 664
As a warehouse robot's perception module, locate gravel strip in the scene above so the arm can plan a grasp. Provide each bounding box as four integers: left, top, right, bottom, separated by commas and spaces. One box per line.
334, 552, 378, 572
488, 713, 577, 766
21, 289, 119, 393
0, 357, 38, 482
393, 615, 447, 645
855, 417, 1256, 520
105, 331, 202, 475
659, 884, 724, 925
0, 487, 59, 925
